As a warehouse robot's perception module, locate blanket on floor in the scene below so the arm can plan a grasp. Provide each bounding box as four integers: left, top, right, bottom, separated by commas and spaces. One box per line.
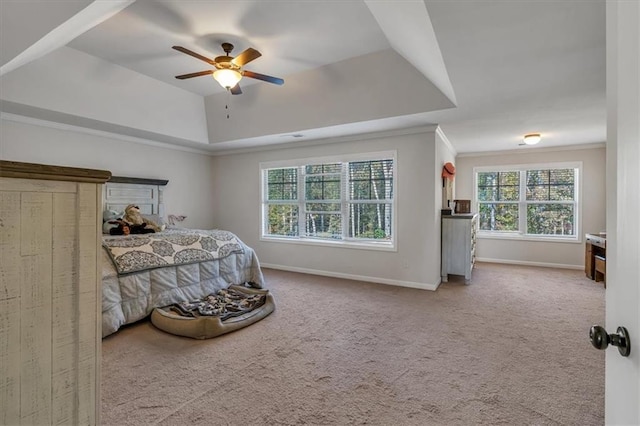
169, 287, 268, 321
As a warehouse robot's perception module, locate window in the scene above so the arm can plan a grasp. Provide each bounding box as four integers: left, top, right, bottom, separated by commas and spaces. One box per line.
475, 163, 580, 240
261, 152, 396, 249
265, 168, 298, 237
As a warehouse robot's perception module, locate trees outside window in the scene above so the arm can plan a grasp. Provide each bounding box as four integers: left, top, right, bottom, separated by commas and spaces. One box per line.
266, 168, 298, 237
262, 153, 395, 248
347, 160, 393, 240
475, 164, 579, 239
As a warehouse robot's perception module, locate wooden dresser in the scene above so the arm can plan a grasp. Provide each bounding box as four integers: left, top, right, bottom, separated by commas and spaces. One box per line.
441, 213, 478, 284
0, 161, 110, 425
585, 233, 606, 281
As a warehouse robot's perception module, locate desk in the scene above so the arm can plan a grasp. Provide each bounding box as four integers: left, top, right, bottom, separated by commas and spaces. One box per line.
585, 233, 606, 280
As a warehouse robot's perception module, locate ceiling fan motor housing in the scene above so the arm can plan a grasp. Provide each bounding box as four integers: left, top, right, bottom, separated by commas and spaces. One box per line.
221, 42, 234, 54
214, 56, 239, 70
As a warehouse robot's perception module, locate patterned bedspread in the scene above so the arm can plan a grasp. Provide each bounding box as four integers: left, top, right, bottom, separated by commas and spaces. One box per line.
103, 229, 244, 274
101, 228, 265, 337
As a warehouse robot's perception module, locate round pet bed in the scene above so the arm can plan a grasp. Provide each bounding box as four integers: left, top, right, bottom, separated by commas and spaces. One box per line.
151, 285, 275, 339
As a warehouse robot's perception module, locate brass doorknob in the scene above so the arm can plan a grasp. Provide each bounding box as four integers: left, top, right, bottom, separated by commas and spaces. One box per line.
589, 325, 631, 357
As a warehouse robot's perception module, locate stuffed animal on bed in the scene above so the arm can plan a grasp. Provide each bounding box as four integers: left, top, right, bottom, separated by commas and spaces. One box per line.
108, 219, 130, 235
103, 210, 123, 234
108, 219, 155, 235
122, 204, 165, 233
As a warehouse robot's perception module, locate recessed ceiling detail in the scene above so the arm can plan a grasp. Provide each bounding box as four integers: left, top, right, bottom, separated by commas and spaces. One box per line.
0, 1, 606, 155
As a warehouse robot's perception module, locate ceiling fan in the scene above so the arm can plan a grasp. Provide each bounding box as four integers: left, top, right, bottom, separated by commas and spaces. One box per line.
172, 43, 284, 95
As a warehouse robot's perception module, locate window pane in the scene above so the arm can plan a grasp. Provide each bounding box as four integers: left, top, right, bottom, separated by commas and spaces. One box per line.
306, 202, 341, 212
527, 170, 549, 185
305, 176, 340, 200
526, 169, 575, 201
305, 213, 342, 239
268, 183, 297, 200
351, 180, 371, 200
305, 163, 341, 174
527, 185, 549, 201
549, 185, 574, 201
477, 172, 498, 187
348, 203, 392, 240
267, 168, 297, 201
550, 169, 574, 184
499, 171, 519, 186
478, 187, 497, 202
527, 204, 575, 235
499, 185, 519, 201
268, 168, 296, 183
348, 159, 393, 201
478, 203, 519, 231
266, 204, 298, 236
477, 171, 518, 201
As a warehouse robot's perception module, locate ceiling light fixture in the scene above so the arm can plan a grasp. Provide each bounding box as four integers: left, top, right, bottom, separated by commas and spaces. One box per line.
523, 133, 541, 145
213, 69, 242, 90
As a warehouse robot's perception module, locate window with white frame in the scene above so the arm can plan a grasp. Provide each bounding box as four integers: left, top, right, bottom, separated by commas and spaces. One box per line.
475, 163, 580, 240
261, 152, 396, 249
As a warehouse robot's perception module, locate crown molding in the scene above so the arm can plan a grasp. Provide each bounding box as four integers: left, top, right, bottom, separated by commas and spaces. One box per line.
2, 110, 443, 158
456, 142, 606, 158
1, 112, 213, 156
435, 126, 457, 157
210, 124, 440, 156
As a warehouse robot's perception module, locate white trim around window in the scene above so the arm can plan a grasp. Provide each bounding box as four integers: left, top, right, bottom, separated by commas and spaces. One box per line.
473, 161, 582, 243
260, 150, 397, 251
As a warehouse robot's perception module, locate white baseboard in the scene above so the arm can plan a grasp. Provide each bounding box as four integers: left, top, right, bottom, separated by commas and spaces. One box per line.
476, 258, 583, 270
261, 263, 440, 291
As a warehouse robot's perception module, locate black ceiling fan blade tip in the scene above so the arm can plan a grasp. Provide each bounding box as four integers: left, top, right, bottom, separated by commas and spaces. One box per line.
243, 70, 284, 85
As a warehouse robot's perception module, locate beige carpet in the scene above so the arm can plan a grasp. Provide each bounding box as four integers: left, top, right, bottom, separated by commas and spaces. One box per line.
101, 262, 605, 425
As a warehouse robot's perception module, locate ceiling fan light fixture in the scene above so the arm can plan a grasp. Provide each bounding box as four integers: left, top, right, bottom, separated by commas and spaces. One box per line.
523, 133, 541, 145
213, 69, 242, 89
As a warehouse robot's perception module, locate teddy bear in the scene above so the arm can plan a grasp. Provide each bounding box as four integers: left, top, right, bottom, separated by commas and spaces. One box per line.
122, 204, 165, 233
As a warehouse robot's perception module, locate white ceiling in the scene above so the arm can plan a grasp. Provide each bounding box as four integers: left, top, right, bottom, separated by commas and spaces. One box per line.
0, 0, 606, 155
68, 0, 392, 97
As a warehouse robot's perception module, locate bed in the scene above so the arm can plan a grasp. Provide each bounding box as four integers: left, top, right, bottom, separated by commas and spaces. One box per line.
101, 177, 265, 337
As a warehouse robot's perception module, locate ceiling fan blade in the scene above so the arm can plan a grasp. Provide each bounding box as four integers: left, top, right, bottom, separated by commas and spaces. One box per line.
243, 70, 284, 85
172, 46, 216, 66
230, 84, 242, 95
175, 70, 214, 80
231, 48, 261, 67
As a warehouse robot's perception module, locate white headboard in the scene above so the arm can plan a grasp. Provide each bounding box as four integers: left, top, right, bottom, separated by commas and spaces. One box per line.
103, 176, 168, 217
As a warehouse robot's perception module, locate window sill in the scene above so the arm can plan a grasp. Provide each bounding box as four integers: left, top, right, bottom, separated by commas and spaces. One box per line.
260, 236, 397, 252
477, 232, 581, 244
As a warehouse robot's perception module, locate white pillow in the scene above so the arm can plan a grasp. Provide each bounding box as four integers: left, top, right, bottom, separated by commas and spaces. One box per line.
142, 214, 167, 231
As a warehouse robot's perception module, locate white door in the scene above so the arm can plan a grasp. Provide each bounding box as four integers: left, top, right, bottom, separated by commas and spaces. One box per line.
604, 1, 640, 424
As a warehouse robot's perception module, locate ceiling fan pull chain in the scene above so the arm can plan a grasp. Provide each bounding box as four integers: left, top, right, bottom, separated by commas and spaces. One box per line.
225, 89, 231, 119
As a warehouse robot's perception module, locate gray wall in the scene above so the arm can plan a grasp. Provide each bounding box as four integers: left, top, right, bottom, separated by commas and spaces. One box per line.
211, 128, 454, 289
4, 114, 599, 278
0, 119, 216, 228
455, 145, 606, 268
